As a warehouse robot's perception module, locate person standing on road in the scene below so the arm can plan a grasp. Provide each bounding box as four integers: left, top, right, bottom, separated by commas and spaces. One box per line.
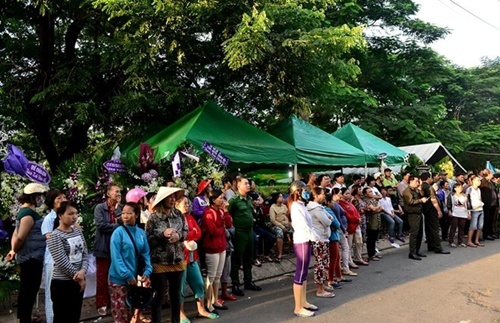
307, 188, 334, 298
480, 169, 497, 241
108, 202, 152, 323
288, 181, 320, 317
420, 172, 450, 255
48, 201, 89, 323
229, 177, 261, 296
41, 189, 67, 323
94, 183, 122, 316
403, 176, 428, 260
146, 186, 188, 323
203, 189, 229, 314
447, 183, 470, 248
467, 175, 485, 247
6, 183, 48, 323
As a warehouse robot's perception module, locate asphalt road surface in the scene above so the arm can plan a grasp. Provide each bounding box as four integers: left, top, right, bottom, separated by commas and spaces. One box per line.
193, 241, 500, 323
92, 240, 500, 323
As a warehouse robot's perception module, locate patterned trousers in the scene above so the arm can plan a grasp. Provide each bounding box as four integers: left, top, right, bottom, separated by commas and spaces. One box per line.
312, 241, 329, 285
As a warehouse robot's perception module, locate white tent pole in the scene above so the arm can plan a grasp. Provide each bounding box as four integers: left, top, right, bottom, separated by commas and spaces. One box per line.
364, 162, 368, 177
294, 164, 299, 180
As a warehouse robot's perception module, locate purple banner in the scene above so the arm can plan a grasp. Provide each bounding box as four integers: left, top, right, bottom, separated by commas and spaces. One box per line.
103, 160, 127, 173
201, 142, 230, 167
25, 162, 51, 184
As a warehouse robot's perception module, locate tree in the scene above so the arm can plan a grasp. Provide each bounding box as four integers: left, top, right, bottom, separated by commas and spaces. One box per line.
0, 0, 127, 169
298, 0, 474, 156
444, 58, 500, 169
1, 0, 366, 169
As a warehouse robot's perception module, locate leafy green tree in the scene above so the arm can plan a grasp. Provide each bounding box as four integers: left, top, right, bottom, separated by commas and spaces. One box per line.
1, 0, 366, 169
447, 58, 500, 169
309, 0, 469, 153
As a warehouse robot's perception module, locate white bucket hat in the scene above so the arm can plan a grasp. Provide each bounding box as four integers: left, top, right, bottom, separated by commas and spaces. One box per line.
23, 183, 49, 194
152, 187, 184, 208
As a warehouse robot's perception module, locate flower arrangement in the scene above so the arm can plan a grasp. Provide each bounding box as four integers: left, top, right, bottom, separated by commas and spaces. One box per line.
172, 143, 226, 198
63, 170, 88, 210
0, 173, 29, 221
0, 255, 20, 302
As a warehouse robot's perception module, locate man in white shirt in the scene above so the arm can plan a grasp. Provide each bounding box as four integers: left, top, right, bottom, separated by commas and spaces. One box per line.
333, 172, 346, 189
380, 187, 404, 244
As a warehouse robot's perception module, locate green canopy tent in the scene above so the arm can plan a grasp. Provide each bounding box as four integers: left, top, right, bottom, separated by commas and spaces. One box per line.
122, 101, 297, 166
270, 115, 367, 166
332, 123, 408, 165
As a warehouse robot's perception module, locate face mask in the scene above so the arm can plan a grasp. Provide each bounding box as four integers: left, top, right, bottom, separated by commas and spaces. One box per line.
301, 190, 310, 201
37, 196, 45, 208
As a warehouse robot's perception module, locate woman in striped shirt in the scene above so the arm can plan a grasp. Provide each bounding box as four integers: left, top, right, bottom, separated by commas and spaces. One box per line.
47, 201, 89, 323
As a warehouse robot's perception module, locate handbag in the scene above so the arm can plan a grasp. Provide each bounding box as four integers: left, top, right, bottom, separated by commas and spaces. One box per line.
126, 282, 155, 309
121, 225, 146, 276
121, 225, 155, 309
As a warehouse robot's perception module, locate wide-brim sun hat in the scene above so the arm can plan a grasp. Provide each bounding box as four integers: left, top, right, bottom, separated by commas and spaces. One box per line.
197, 179, 212, 195
152, 187, 184, 208
23, 183, 49, 195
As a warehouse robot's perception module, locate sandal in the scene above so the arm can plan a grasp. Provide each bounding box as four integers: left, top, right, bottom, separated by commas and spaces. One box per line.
294, 309, 315, 317
459, 243, 467, 247
316, 291, 335, 298
324, 284, 334, 292
467, 243, 477, 248
449, 243, 457, 248
262, 255, 273, 262
275, 256, 282, 263
476, 242, 485, 247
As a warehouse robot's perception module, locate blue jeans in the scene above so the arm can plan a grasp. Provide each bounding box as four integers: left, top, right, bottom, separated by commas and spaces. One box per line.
381, 213, 403, 238
470, 210, 484, 230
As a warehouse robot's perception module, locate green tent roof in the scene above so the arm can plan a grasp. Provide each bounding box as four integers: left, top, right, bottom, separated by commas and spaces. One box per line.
123, 101, 297, 165
270, 115, 367, 166
332, 123, 408, 165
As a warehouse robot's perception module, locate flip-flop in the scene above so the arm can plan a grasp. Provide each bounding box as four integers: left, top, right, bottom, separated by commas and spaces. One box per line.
198, 312, 220, 320
303, 304, 318, 311
294, 311, 315, 318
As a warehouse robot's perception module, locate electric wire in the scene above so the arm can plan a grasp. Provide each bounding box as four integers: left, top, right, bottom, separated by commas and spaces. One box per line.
449, 0, 500, 31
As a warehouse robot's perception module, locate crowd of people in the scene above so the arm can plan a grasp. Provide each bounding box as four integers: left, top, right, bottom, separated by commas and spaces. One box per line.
5, 168, 500, 322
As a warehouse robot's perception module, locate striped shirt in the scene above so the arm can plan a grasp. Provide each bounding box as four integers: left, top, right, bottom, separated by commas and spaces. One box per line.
47, 228, 89, 280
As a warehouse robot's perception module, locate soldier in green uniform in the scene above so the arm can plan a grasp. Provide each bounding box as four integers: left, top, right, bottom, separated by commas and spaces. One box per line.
402, 175, 428, 260
420, 172, 450, 254
228, 177, 262, 296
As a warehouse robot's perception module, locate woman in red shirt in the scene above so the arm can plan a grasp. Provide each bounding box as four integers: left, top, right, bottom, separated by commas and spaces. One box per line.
203, 189, 228, 314
176, 197, 218, 322
339, 188, 367, 266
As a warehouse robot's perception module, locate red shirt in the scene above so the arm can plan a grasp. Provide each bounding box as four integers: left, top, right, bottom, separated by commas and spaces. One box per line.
202, 207, 227, 254
339, 200, 361, 234
184, 214, 202, 262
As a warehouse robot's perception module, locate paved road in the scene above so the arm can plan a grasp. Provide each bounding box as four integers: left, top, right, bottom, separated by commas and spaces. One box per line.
88, 240, 500, 323
188, 241, 500, 323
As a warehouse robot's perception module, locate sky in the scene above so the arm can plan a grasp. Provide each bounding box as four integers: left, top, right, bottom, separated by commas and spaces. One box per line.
414, 0, 500, 67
